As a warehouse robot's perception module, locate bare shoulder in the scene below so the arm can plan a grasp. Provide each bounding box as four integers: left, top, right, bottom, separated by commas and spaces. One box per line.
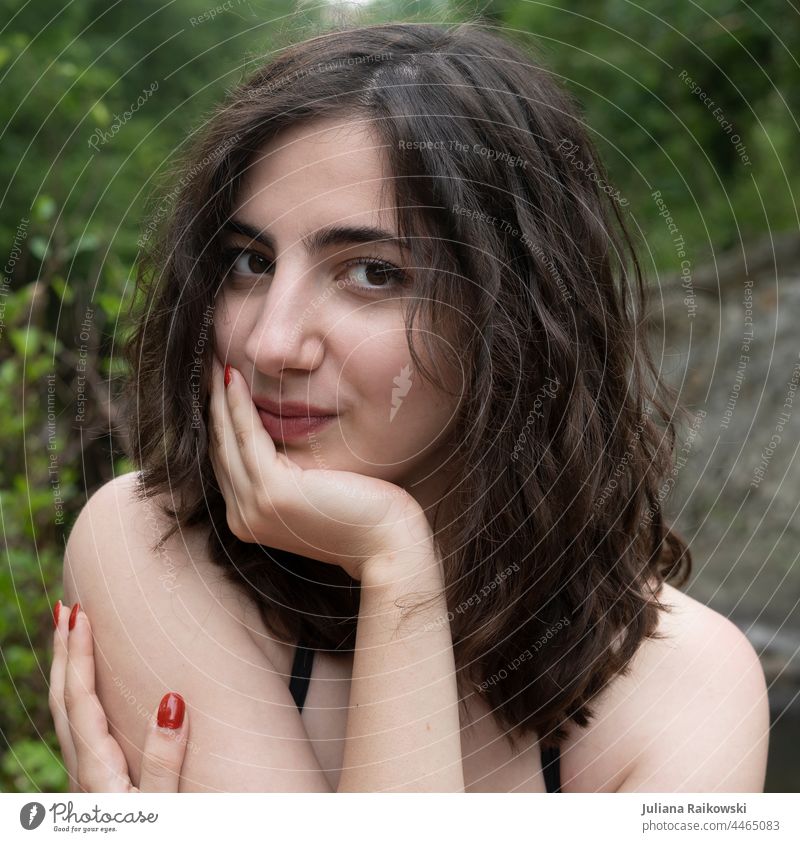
563, 583, 770, 792
62, 471, 331, 792
65, 471, 246, 608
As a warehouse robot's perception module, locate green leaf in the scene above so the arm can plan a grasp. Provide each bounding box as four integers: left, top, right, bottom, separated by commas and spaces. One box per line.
9, 327, 41, 357
26, 356, 55, 382
97, 290, 124, 321
56, 61, 77, 78
31, 195, 56, 223
0, 358, 18, 385
1, 739, 68, 792
50, 275, 74, 304
90, 101, 110, 125
64, 232, 100, 259
5, 644, 36, 674
28, 236, 49, 261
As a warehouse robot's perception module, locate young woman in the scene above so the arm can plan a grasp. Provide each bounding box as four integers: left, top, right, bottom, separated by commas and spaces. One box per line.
50, 21, 769, 793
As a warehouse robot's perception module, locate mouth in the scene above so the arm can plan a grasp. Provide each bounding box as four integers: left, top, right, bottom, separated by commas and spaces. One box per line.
252, 396, 336, 417
256, 407, 336, 443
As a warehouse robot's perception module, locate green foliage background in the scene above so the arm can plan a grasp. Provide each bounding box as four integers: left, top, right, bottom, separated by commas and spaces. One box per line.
1, 0, 797, 792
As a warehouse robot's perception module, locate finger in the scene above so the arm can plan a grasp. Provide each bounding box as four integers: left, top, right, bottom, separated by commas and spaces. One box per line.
49, 600, 79, 789
137, 693, 189, 792
212, 356, 273, 539
224, 361, 277, 488
209, 355, 244, 502
64, 607, 130, 791
208, 358, 238, 512
223, 362, 298, 546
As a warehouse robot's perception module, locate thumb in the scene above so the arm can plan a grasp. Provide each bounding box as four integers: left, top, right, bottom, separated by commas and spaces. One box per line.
137, 692, 189, 792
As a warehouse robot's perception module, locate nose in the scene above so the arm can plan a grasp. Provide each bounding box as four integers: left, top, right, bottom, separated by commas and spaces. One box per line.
242, 257, 327, 378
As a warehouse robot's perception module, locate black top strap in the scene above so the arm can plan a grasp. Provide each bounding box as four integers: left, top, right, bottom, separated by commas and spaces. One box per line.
540, 745, 562, 793
289, 641, 315, 713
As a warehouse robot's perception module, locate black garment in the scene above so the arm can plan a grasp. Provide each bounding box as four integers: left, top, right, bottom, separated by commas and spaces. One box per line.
288, 641, 315, 713
539, 744, 562, 793
288, 642, 562, 792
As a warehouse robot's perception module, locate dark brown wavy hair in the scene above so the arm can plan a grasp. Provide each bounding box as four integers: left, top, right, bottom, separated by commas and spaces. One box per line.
121, 20, 692, 752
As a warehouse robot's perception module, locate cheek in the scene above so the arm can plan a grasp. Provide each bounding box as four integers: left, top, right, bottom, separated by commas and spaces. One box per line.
212, 300, 245, 357
339, 331, 459, 459
340, 327, 411, 414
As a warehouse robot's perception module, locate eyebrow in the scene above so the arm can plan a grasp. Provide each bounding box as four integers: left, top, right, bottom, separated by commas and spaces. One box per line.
222, 217, 410, 253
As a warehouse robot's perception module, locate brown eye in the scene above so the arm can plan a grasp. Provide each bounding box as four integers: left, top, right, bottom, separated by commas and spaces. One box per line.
224, 248, 274, 277
338, 257, 410, 296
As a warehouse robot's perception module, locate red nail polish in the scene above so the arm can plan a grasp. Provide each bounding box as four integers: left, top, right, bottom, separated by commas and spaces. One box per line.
53, 600, 61, 629
224, 364, 232, 388
157, 692, 185, 729
68, 603, 80, 631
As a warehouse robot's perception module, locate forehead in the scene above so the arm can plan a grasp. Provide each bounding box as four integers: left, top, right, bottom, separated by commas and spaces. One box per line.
234, 118, 397, 236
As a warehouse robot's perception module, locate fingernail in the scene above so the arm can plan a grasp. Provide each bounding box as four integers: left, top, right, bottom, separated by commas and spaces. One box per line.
224, 364, 232, 388
157, 692, 185, 729
68, 603, 80, 631
53, 600, 62, 629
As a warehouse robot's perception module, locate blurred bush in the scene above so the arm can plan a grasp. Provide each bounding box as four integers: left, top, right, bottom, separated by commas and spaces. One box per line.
503, 0, 799, 269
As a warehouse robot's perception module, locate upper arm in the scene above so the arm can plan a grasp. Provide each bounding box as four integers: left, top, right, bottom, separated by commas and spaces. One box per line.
615, 592, 769, 792
63, 472, 333, 793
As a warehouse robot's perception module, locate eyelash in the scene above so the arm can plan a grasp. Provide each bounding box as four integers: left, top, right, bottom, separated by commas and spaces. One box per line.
220, 248, 411, 296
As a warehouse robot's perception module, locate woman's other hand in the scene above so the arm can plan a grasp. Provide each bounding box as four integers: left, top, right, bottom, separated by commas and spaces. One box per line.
49, 600, 189, 792
209, 354, 433, 580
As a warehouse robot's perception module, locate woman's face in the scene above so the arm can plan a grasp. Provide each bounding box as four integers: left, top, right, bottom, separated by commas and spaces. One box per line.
213, 117, 463, 511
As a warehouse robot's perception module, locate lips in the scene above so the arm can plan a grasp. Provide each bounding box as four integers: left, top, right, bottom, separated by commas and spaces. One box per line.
252, 396, 337, 418
256, 407, 335, 443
